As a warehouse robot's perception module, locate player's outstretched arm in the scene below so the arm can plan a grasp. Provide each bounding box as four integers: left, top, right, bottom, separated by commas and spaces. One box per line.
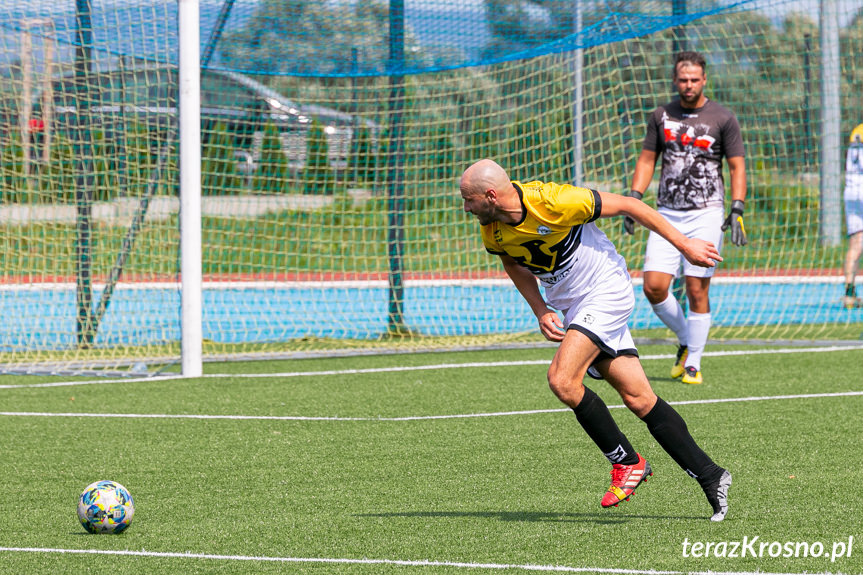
599, 191, 722, 268
499, 254, 565, 342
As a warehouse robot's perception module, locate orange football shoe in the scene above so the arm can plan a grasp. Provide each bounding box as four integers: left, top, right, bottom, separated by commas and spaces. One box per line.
601, 453, 653, 508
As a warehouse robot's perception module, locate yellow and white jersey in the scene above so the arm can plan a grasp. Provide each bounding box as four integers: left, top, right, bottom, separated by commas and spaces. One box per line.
481, 180, 630, 311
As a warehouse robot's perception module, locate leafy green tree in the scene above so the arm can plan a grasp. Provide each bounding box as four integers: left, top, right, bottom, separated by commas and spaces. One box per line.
482, 0, 576, 59
41, 131, 79, 204
841, 7, 863, 138
427, 123, 456, 182
302, 120, 335, 195
255, 122, 289, 194
0, 133, 26, 203
221, 0, 423, 76
464, 114, 496, 163
202, 121, 246, 196
348, 124, 376, 185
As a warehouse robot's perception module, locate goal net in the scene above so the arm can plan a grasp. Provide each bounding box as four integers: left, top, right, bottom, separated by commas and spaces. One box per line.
1, 0, 862, 375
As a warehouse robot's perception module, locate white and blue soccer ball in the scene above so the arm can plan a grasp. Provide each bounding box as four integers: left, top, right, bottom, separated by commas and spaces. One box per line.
77, 480, 135, 534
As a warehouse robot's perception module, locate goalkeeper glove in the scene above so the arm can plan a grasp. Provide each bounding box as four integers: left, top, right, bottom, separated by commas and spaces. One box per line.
721, 199, 748, 246
623, 190, 643, 235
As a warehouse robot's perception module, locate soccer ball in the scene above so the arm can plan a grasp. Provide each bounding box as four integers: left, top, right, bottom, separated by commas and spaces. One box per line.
76, 480, 135, 534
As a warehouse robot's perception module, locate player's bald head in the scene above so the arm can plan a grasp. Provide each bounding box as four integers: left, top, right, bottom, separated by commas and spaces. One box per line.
460, 159, 511, 197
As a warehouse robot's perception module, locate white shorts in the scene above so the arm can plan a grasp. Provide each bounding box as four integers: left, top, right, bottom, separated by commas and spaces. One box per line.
560, 277, 637, 379
846, 182, 863, 236
643, 206, 725, 279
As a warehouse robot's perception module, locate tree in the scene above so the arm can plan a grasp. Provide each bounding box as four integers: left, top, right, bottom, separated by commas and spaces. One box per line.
220, 0, 423, 76
841, 6, 863, 138
347, 124, 377, 185
302, 120, 336, 195
202, 121, 246, 196
255, 122, 289, 194
482, 0, 575, 60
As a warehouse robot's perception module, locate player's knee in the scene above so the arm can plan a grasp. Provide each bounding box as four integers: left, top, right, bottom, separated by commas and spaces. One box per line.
619, 389, 656, 418
546, 364, 586, 405
610, 368, 656, 416
642, 282, 667, 304
686, 291, 710, 312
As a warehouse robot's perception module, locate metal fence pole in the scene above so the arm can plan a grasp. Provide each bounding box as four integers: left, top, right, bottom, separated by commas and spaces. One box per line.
819, 0, 842, 246
386, 0, 407, 335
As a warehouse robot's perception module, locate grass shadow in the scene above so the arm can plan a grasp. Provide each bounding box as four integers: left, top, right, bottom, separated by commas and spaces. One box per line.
358, 510, 702, 524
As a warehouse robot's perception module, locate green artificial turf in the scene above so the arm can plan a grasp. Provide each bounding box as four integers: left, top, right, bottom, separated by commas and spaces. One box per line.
0, 345, 861, 574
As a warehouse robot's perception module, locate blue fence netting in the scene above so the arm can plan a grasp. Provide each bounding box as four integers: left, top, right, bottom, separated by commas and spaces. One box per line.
0, 0, 822, 78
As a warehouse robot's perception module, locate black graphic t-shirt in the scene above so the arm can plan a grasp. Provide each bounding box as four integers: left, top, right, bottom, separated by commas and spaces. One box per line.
643, 98, 745, 210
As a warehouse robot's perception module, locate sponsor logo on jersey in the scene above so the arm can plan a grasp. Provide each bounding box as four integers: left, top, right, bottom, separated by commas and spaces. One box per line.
537, 225, 552, 235
541, 266, 573, 286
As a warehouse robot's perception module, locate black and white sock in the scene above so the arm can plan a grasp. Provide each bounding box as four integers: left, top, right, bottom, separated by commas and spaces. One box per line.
573, 386, 639, 466
640, 397, 723, 486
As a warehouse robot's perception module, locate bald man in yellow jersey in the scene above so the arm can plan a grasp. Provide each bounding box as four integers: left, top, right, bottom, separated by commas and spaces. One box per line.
460, 159, 732, 521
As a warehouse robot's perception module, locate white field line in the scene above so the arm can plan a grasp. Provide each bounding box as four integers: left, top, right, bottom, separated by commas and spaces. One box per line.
0, 374, 183, 389
0, 547, 846, 575
1, 344, 862, 390
2, 390, 862, 423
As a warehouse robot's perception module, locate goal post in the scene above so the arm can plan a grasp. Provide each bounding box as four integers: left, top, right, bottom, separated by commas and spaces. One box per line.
1, 0, 862, 376
179, 0, 203, 378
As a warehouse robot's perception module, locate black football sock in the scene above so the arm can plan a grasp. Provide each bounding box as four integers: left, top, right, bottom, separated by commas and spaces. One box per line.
573, 386, 639, 465
640, 397, 723, 486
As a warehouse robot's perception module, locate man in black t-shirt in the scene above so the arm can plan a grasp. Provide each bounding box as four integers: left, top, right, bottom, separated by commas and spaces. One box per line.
624, 51, 748, 385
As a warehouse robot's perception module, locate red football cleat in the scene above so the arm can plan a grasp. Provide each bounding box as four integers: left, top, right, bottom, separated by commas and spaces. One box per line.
600, 453, 653, 508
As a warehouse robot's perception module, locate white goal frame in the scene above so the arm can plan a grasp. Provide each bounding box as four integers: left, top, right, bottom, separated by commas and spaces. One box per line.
179, 0, 202, 377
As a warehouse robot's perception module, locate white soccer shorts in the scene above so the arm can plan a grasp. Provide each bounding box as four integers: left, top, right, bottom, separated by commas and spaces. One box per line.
560, 274, 637, 378
845, 180, 863, 236
643, 206, 725, 279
